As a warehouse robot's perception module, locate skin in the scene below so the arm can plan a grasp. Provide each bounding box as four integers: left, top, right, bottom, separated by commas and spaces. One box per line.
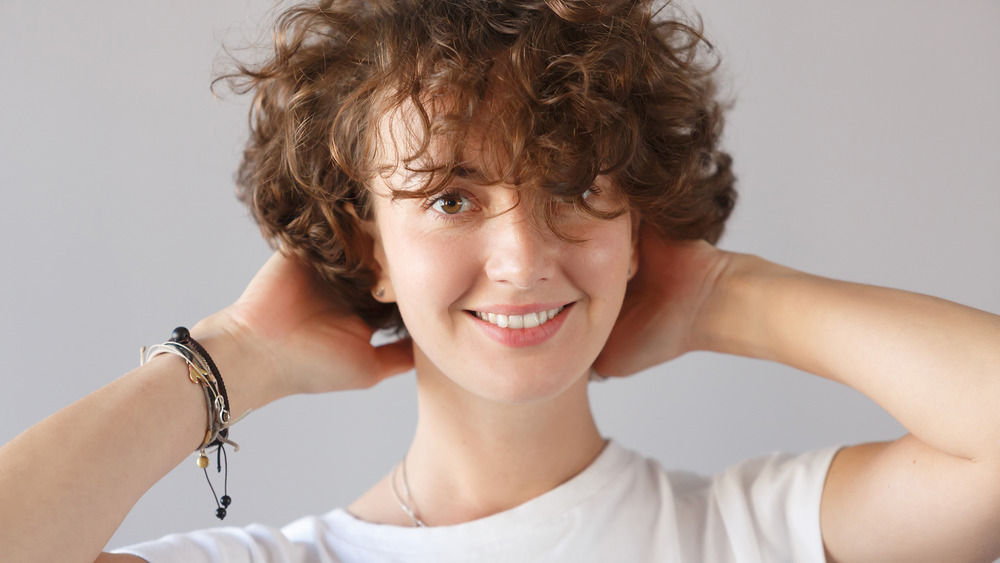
601, 233, 1000, 562
345, 108, 639, 525
2, 111, 1000, 562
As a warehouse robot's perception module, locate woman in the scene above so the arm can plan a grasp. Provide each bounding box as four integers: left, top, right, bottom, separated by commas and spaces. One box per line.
1, 1, 999, 561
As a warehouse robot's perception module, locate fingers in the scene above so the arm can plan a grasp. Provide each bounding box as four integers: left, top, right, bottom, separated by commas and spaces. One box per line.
591, 357, 621, 378
592, 338, 641, 378
373, 338, 415, 382
238, 252, 311, 306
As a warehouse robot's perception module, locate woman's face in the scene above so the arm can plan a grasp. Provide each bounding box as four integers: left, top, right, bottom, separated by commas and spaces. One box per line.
367, 110, 638, 404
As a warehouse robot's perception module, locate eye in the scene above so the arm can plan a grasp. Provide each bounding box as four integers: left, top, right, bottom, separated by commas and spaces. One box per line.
429, 192, 474, 215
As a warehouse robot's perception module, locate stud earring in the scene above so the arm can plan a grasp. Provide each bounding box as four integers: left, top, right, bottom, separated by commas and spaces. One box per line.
373, 287, 385, 299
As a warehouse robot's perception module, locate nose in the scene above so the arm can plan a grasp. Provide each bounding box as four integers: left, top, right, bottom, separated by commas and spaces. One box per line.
483, 206, 557, 289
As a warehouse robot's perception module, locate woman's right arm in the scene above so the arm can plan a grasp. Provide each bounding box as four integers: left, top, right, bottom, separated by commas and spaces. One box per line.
0, 326, 248, 563
0, 253, 413, 562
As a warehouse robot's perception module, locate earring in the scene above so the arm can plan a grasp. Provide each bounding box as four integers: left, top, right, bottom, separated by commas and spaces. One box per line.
373, 287, 385, 299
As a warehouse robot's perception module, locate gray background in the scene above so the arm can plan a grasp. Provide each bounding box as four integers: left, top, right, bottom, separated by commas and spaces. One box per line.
1, 0, 998, 551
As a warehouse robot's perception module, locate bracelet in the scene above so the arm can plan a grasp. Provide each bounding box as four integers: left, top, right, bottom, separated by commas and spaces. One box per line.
140, 327, 239, 520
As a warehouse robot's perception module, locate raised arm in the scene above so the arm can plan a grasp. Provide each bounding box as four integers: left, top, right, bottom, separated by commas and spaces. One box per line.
596, 228, 1000, 562
0, 253, 413, 562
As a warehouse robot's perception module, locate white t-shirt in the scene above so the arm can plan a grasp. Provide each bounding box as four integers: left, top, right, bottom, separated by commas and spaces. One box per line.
116, 441, 839, 562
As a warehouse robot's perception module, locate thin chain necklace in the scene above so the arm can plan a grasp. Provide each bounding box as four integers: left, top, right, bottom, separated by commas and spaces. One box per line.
391, 454, 426, 527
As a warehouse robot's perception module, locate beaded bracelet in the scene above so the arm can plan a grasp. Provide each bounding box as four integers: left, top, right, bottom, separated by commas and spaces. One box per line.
141, 327, 238, 520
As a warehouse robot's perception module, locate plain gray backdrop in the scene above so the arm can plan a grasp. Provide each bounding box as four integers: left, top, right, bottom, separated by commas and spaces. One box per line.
1, 0, 998, 552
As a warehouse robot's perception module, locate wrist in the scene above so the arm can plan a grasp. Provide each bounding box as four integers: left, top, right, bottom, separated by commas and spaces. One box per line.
691, 252, 795, 360
190, 310, 287, 415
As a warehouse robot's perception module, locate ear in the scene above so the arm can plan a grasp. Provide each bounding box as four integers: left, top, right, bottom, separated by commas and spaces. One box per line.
627, 212, 640, 281
346, 201, 397, 303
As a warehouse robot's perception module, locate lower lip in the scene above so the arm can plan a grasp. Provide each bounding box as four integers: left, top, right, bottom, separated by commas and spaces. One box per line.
468, 304, 573, 348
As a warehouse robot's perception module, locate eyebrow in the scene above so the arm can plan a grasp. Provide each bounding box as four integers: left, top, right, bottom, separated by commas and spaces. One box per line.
454, 164, 483, 179
399, 162, 493, 190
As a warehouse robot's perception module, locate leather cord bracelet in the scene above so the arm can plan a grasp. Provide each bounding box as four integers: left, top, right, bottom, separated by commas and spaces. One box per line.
141, 327, 238, 520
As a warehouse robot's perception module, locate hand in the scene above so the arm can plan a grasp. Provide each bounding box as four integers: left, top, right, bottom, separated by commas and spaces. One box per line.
593, 225, 732, 378
198, 252, 414, 408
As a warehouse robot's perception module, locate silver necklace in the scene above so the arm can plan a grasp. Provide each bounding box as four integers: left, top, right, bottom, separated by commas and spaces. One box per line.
390, 454, 426, 527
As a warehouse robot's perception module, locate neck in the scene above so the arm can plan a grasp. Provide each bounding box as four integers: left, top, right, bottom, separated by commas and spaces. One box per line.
402, 346, 605, 526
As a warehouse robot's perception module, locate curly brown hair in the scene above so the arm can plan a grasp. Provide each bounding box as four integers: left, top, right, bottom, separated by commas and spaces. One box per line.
224, 0, 735, 331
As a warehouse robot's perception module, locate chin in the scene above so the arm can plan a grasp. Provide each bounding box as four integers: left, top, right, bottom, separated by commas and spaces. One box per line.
412, 340, 596, 405
451, 361, 592, 405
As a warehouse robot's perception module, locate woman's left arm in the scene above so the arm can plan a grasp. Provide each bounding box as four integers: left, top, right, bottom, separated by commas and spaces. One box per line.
596, 231, 1000, 562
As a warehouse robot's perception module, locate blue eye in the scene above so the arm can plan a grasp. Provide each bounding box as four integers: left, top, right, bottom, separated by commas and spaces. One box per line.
429, 192, 473, 215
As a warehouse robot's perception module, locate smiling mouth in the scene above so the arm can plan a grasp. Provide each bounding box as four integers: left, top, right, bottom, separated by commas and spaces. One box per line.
471, 306, 567, 329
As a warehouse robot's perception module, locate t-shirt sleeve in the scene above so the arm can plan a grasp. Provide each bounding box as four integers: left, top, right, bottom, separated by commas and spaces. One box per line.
691, 446, 841, 563
111, 521, 313, 563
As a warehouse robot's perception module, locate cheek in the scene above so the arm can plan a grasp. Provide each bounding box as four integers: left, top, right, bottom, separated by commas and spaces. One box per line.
381, 225, 479, 315
568, 223, 634, 294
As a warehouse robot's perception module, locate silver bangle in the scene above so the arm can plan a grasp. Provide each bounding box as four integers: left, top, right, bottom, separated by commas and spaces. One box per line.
140, 343, 231, 449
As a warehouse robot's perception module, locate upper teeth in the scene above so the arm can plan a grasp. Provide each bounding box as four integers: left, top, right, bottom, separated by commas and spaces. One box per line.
474, 306, 565, 329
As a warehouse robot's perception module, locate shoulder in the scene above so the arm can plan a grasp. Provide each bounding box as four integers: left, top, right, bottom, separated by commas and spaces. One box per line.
610, 441, 839, 506
611, 443, 840, 562
108, 445, 840, 563
110, 521, 313, 563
